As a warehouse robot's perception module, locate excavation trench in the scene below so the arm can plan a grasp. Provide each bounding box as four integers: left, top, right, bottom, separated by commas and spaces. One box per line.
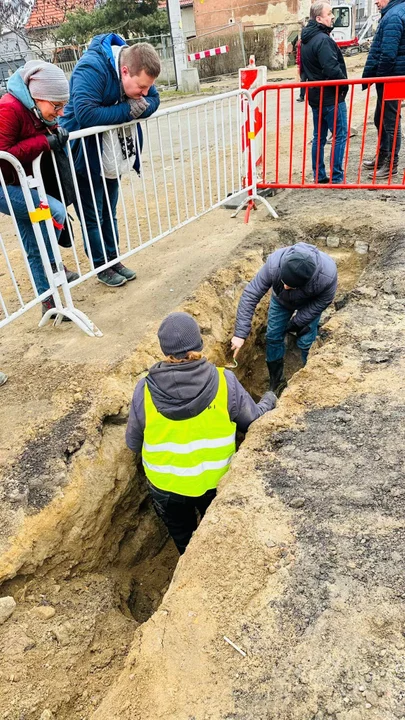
103, 243, 368, 629
0, 234, 370, 720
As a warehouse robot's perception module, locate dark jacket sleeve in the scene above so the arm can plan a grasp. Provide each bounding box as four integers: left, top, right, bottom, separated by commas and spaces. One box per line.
126, 378, 146, 453
225, 370, 276, 433
318, 37, 348, 80
362, 31, 380, 78
294, 275, 337, 326
377, 13, 404, 76
71, 61, 132, 129
234, 262, 274, 338
139, 85, 160, 118
0, 104, 49, 163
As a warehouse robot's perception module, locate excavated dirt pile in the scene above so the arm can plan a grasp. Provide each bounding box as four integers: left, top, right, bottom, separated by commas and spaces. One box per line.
0, 190, 404, 719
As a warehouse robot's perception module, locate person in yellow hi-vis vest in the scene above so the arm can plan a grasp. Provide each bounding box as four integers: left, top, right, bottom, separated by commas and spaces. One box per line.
126, 312, 277, 554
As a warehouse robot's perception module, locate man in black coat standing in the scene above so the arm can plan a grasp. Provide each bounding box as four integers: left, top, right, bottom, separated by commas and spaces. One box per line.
301, 1, 348, 184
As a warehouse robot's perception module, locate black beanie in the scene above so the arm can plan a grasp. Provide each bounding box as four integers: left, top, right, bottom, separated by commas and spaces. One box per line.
280, 249, 316, 288
158, 312, 203, 358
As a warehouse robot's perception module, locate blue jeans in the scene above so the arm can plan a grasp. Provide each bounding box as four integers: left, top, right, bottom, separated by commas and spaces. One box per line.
76, 174, 120, 268
312, 102, 348, 183
266, 295, 320, 365
0, 186, 65, 296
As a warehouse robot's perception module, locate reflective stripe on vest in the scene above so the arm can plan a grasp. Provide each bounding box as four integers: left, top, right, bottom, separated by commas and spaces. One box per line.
142, 367, 236, 497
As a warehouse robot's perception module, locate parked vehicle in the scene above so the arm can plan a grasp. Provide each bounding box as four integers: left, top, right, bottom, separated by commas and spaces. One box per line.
331, 3, 379, 56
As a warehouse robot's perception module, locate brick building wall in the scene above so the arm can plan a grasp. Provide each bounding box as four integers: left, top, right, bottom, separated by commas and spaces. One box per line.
194, 0, 310, 36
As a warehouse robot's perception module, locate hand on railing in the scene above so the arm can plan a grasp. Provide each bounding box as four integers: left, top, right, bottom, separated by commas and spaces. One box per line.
128, 97, 149, 120
47, 127, 69, 151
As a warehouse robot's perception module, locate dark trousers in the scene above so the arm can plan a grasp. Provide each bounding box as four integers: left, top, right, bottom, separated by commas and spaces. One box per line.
148, 482, 216, 554
299, 72, 306, 100
75, 173, 120, 268
312, 102, 348, 183
375, 83, 401, 164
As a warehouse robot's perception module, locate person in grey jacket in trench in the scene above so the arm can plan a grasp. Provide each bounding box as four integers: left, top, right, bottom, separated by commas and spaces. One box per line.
231, 243, 338, 396
126, 312, 277, 554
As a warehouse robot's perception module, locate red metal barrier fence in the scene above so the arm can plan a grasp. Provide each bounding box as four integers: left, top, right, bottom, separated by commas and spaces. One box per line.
240, 76, 405, 222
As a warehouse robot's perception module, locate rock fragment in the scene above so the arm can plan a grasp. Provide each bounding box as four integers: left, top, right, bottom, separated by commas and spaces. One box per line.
0, 596, 16, 625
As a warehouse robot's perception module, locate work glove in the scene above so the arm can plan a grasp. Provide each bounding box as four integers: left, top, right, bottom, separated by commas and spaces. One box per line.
47, 126, 69, 151
128, 96, 149, 119
286, 320, 310, 338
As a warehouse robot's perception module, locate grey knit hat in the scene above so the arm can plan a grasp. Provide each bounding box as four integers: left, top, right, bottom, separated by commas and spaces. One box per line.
158, 312, 203, 359
280, 249, 316, 288
22, 60, 70, 103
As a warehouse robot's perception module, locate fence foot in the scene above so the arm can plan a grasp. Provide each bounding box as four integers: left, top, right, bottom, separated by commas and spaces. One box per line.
39, 307, 103, 338
231, 193, 278, 222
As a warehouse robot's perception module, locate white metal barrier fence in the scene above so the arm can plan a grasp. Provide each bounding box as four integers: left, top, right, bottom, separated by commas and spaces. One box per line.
0, 89, 271, 337
0, 152, 101, 337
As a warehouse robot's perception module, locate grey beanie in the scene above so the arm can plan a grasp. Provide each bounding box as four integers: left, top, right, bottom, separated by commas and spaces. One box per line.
158, 312, 203, 359
22, 60, 70, 103
280, 249, 316, 288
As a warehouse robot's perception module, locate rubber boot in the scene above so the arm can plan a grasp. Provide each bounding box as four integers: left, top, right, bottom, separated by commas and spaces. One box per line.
301, 349, 309, 366
267, 359, 287, 397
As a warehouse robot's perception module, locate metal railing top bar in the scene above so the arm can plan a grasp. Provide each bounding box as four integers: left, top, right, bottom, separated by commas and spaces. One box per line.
251, 75, 405, 96
67, 89, 252, 141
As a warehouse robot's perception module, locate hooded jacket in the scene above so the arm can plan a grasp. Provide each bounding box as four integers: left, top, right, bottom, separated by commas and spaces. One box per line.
363, 0, 405, 79
300, 20, 348, 107
234, 243, 337, 338
61, 33, 160, 177
0, 69, 54, 185
126, 358, 276, 454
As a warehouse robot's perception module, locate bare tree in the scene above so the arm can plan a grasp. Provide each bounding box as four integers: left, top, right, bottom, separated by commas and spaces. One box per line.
0, 0, 34, 31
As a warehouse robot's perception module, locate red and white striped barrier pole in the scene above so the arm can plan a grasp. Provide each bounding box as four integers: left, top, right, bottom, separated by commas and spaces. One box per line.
188, 45, 229, 62
239, 55, 267, 187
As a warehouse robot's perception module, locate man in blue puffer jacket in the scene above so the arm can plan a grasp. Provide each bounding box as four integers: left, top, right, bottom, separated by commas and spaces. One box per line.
61, 34, 161, 287
362, 0, 405, 179
231, 243, 337, 396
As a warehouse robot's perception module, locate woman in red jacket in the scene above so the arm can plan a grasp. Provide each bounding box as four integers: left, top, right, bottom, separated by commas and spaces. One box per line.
0, 60, 78, 314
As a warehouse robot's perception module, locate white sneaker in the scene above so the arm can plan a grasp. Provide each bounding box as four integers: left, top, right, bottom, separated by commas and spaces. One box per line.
0, 372, 8, 386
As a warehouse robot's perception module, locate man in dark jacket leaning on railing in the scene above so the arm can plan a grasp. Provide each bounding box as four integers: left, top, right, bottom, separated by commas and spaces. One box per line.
362, 0, 405, 179
61, 34, 161, 288
300, 1, 348, 184
231, 243, 338, 397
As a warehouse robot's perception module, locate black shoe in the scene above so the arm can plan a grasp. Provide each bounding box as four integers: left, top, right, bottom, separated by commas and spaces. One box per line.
97, 267, 127, 287
369, 160, 398, 180
51, 262, 79, 283
363, 154, 387, 170
267, 359, 288, 398
41, 297, 71, 322
318, 176, 330, 184
111, 262, 137, 281
296, 97, 304, 103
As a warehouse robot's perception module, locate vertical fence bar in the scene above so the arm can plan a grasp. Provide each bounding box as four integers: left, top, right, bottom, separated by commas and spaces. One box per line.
156, 116, 173, 230
145, 121, 163, 237
228, 97, 235, 195
177, 112, 189, 219
343, 83, 355, 183
187, 109, 198, 216
289, 86, 294, 184
168, 114, 181, 225
275, 88, 280, 185
196, 107, 206, 211
213, 101, 221, 201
